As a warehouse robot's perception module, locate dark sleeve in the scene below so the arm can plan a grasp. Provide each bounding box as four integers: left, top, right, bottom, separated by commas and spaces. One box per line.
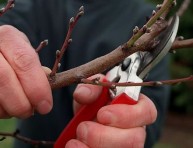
0, 0, 40, 47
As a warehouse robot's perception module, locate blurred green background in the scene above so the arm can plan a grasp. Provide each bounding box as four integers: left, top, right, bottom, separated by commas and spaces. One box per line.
0, 0, 193, 148
149, 0, 193, 115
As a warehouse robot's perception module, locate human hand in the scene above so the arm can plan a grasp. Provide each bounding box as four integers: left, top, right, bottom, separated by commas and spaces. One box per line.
0, 25, 53, 118
66, 75, 157, 148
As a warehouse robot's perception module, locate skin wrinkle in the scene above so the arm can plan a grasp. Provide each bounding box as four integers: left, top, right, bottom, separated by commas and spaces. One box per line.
97, 95, 157, 128
0, 25, 53, 116
77, 121, 146, 148
13, 50, 37, 74
0, 53, 32, 118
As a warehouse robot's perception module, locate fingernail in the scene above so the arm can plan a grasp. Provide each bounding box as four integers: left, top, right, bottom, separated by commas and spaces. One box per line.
36, 100, 52, 114
77, 123, 88, 142
76, 86, 92, 96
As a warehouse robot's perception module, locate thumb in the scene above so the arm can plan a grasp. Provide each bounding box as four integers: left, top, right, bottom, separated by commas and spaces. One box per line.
73, 74, 105, 113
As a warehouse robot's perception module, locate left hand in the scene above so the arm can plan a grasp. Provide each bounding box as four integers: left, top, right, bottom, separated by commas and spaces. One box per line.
66, 74, 157, 148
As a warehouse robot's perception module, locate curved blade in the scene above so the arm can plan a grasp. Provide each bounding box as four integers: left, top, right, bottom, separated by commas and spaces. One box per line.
137, 15, 179, 79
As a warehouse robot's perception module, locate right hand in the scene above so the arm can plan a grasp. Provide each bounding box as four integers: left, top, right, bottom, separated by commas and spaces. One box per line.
67, 75, 157, 148
0, 25, 53, 119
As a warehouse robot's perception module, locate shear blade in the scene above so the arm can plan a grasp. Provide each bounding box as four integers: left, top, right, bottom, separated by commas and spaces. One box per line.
137, 15, 179, 79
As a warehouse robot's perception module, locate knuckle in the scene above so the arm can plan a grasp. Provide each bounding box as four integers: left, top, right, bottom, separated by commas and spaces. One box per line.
13, 49, 37, 73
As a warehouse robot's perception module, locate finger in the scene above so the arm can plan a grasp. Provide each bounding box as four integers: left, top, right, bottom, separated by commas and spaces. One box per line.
0, 25, 53, 114
73, 74, 105, 104
73, 74, 104, 113
97, 94, 157, 128
77, 121, 146, 148
65, 139, 89, 148
73, 83, 103, 113
0, 53, 33, 118
42, 66, 52, 76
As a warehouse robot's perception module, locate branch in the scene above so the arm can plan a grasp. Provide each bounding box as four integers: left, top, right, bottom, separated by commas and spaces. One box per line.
35, 39, 48, 53
0, 0, 15, 17
49, 0, 175, 89
49, 6, 84, 76
176, 0, 191, 17
0, 130, 54, 147
172, 38, 193, 50
81, 75, 193, 88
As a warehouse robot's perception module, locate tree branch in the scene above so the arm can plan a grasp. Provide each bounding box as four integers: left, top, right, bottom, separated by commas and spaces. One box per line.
81, 75, 193, 88
49, 0, 175, 89
0, 130, 54, 147
50, 6, 84, 76
176, 0, 191, 17
172, 39, 193, 50
0, 0, 14, 16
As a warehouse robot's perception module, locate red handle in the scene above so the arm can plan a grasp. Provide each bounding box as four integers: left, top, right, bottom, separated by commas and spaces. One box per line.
111, 93, 137, 105
54, 86, 137, 147
54, 86, 110, 148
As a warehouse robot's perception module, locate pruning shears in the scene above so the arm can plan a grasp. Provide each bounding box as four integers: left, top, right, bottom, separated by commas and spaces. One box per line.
54, 15, 179, 148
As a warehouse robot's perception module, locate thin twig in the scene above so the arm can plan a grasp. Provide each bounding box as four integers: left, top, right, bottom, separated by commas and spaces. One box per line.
0, 0, 15, 17
172, 39, 193, 50
0, 131, 54, 146
176, 0, 191, 17
81, 75, 193, 87
35, 39, 48, 53
50, 6, 84, 76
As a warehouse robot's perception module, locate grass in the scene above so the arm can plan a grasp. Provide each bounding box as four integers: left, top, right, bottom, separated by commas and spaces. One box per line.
0, 118, 16, 148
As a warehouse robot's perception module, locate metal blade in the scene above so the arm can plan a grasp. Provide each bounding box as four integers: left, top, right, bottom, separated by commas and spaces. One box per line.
137, 15, 179, 79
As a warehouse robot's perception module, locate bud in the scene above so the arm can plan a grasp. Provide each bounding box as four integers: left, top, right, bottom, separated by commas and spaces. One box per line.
10, 3, 15, 8
152, 10, 156, 16
42, 39, 49, 46
78, 11, 84, 16
177, 36, 184, 41
156, 4, 162, 10
69, 17, 75, 24
79, 6, 84, 12
58, 63, 61, 69
172, 0, 177, 7
154, 81, 163, 86
133, 26, 139, 35
142, 25, 147, 33
146, 28, 151, 33
56, 50, 61, 57
68, 38, 72, 43
170, 50, 176, 54
0, 8, 5, 13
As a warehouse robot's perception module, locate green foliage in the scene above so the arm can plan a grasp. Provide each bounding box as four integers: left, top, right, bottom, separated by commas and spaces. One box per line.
0, 0, 6, 4
0, 118, 16, 148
